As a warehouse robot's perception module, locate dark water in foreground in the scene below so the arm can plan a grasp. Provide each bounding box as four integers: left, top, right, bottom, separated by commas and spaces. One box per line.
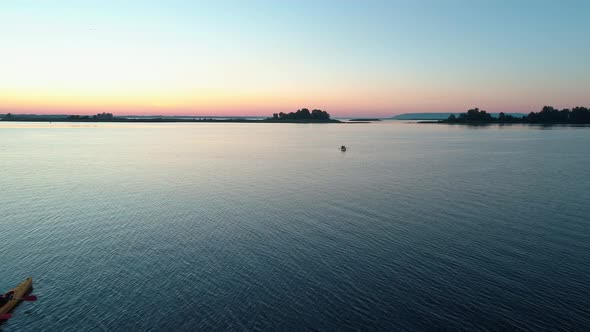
1, 121, 589, 331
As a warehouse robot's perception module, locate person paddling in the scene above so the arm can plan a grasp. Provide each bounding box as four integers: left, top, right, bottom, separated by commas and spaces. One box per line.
0, 291, 14, 307
0, 278, 36, 321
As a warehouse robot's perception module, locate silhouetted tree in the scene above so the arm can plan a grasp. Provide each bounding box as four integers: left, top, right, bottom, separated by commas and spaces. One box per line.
447, 108, 493, 123
571, 106, 590, 123
311, 109, 330, 120
93, 112, 114, 120
297, 108, 311, 119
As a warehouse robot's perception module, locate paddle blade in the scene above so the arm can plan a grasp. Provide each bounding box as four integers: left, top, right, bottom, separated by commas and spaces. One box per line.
0, 313, 12, 320
23, 295, 38, 301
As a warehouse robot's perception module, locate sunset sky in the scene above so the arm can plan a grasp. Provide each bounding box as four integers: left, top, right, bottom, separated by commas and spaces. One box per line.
1, 1, 589, 117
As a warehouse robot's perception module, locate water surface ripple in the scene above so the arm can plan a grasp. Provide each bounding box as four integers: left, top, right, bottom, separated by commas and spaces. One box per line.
1, 122, 589, 331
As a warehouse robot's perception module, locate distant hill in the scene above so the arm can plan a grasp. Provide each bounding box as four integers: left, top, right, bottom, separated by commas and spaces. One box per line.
390, 113, 524, 120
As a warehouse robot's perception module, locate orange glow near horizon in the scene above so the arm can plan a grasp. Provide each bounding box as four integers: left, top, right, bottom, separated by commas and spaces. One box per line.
3, 83, 586, 117
0, 83, 409, 117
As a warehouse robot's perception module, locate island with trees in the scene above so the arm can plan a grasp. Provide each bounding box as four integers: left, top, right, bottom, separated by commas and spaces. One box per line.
267, 108, 339, 122
439, 106, 590, 124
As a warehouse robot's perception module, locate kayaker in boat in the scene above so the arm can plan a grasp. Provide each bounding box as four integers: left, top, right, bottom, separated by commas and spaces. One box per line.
0, 278, 35, 321
0, 292, 14, 306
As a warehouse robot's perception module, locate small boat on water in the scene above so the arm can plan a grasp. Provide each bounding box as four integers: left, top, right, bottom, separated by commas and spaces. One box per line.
0, 277, 34, 321
340, 145, 347, 152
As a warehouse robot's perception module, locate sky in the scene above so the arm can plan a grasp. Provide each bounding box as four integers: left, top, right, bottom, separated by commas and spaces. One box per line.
1, 0, 589, 117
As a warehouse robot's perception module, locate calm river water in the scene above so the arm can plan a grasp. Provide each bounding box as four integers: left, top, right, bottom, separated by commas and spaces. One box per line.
1, 121, 589, 331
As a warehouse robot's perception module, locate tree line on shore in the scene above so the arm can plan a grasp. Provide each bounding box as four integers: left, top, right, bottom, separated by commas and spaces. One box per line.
444, 106, 590, 124
0, 112, 115, 121
68, 112, 114, 120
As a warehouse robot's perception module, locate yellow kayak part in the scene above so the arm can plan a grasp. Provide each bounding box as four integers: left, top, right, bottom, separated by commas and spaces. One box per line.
0, 277, 33, 315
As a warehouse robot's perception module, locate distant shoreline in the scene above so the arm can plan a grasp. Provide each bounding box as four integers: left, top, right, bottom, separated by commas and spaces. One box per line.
419, 121, 590, 126
0, 108, 355, 124
348, 118, 382, 122
418, 106, 590, 125
0, 117, 347, 124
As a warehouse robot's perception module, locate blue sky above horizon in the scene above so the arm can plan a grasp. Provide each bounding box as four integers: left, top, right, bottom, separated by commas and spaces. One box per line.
1, 0, 589, 117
